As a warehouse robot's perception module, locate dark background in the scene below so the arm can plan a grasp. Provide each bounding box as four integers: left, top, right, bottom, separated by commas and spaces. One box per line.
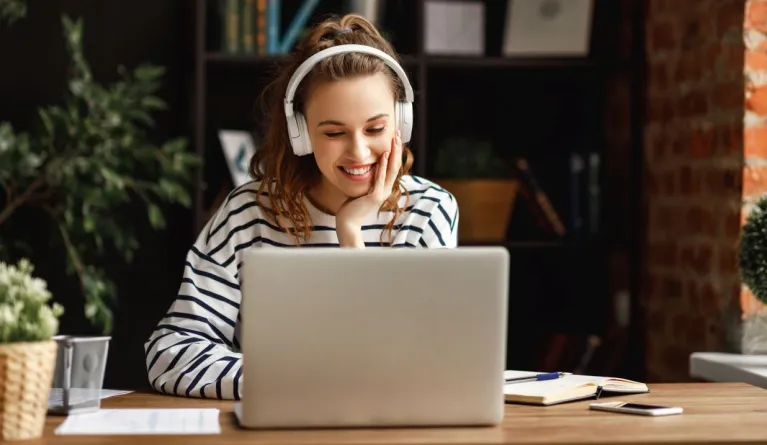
0, 0, 642, 391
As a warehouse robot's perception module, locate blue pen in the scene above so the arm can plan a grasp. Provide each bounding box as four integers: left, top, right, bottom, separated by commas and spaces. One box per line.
505, 372, 567, 384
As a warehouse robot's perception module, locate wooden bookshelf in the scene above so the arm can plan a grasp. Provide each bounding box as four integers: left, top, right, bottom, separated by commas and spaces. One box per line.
191, 2, 643, 237
191, 0, 644, 374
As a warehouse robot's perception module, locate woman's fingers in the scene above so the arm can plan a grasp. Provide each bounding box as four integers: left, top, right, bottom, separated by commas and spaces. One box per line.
374, 151, 389, 198
385, 130, 402, 191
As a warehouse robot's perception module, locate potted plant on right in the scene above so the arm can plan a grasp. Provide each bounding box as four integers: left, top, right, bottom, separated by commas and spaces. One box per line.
739, 195, 767, 354
433, 138, 519, 243
0, 258, 63, 441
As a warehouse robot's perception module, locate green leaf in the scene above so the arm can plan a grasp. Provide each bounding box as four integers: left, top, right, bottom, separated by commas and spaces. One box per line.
147, 203, 165, 229
140, 96, 166, 110
129, 110, 153, 127
0, 0, 27, 26
175, 188, 192, 208
69, 79, 86, 96
99, 167, 125, 190
38, 109, 54, 136
83, 216, 95, 233
134, 65, 165, 81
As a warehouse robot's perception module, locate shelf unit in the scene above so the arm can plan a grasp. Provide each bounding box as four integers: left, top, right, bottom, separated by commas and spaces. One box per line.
193, 0, 636, 231
191, 0, 643, 374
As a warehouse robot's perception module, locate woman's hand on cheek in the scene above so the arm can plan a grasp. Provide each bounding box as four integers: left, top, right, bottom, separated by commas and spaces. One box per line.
335, 130, 403, 248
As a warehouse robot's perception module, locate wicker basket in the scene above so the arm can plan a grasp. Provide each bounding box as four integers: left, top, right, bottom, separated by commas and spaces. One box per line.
0, 340, 57, 441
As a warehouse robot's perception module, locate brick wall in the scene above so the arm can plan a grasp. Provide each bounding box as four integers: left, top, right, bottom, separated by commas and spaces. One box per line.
742, 1, 767, 318
642, 0, 746, 381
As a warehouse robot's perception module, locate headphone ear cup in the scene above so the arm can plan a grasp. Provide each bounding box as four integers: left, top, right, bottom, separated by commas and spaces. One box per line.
396, 101, 413, 144
286, 114, 302, 155
292, 112, 312, 156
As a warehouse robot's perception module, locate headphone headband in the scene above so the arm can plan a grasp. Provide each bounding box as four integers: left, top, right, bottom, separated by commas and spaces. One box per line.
283, 44, 414, 119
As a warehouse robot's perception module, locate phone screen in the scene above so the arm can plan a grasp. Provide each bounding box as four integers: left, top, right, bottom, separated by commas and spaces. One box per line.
621, 403, 668, 410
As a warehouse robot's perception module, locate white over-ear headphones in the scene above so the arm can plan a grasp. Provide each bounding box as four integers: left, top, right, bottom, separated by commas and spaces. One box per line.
283, 44, 415, 157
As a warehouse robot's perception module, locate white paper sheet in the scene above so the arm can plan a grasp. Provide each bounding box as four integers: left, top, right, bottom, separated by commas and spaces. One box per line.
48, 388, 133, 410
54, 408, 221, 435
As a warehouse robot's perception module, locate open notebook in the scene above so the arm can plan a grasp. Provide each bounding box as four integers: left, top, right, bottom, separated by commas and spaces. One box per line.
504, 370, 649, 406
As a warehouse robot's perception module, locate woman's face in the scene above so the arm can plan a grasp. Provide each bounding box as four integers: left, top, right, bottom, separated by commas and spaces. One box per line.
304, 72, 396, 210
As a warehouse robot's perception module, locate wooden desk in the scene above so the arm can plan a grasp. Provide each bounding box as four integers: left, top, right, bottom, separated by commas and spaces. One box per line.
32, 383, 767, 444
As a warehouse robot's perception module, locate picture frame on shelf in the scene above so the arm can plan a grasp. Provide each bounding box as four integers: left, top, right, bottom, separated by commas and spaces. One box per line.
218, 129, 259, 188
501, 0, 594, 57
424, 0, 485, 56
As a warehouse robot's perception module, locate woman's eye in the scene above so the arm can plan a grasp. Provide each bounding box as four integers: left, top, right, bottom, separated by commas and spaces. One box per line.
324, 131, 344, 138
367, 126, 385, 134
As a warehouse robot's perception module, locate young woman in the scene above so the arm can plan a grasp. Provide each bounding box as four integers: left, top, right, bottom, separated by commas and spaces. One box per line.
144, 14, 459, 400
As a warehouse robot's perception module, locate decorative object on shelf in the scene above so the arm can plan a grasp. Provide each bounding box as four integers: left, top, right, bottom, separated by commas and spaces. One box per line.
433, 138, 518, 242
501, 0, 593, 57
0, 13, 200, 335
218, 129, 259, 188
739, 195, 767, 354
424, 0, 485, 56
0, 259, 63, 441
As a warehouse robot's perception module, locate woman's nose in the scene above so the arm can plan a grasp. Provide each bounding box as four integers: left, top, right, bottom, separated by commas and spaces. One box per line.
349, 132, 372, 160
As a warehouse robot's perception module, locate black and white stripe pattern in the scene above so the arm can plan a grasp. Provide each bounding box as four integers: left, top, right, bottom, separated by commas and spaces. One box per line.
144, 175, 458, 399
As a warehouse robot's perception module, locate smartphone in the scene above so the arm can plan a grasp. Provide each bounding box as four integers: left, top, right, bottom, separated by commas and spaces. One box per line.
589, 401, 683, 416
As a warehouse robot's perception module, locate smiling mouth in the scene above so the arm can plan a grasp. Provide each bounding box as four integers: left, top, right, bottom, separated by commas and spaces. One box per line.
339, 164, 376, 176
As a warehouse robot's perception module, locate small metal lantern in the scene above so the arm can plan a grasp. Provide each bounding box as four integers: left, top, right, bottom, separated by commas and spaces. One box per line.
47, 336, 111, 415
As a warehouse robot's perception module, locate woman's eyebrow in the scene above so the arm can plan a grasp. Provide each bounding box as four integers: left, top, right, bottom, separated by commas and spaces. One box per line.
317, 113, 389, 127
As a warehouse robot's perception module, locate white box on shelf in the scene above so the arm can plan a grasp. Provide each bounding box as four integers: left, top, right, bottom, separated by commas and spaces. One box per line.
424, 1, 485, 56
502, 0, 594, 57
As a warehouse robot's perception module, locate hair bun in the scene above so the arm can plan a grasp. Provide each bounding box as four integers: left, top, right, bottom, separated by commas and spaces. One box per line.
334, 27, 353, 36
298, 14, 386, 52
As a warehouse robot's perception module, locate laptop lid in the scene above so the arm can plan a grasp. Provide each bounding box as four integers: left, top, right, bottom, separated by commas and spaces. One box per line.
237, 247, 509, 428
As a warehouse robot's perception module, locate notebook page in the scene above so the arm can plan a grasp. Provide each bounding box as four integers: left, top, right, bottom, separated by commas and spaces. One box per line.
504, 375, 598, 396
503, 370, 538, 380
562, 374, 647, 389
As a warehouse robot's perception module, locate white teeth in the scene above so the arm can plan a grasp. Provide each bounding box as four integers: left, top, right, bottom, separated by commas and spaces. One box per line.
342, 165, 373, 175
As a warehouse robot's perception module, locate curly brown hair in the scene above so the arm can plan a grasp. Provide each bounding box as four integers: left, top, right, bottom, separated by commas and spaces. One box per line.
249, 13, 414, 246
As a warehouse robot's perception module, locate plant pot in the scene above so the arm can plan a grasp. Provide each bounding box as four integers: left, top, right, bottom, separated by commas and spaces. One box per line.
742, 308, 767, 354
0, 340, 57, 441
49, 336, 111, 415
437, 179, 520, 242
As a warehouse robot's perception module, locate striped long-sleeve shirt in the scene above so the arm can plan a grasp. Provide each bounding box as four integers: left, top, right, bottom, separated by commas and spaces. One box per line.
143, 175, 459, 400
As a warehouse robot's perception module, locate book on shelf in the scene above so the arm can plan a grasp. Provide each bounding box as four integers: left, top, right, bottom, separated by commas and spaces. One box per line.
217, 0, 320, 55
568, 152, 600, 240
503, 370, 648, 406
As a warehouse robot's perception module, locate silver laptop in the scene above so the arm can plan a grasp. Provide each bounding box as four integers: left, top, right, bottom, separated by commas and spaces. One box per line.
234, 247, 509, 429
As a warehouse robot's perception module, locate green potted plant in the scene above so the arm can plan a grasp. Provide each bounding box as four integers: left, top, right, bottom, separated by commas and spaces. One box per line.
0, 9, 200, 335
433, 138, 519, 242
0, 258, 63, 441
739, 195, 767, 354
